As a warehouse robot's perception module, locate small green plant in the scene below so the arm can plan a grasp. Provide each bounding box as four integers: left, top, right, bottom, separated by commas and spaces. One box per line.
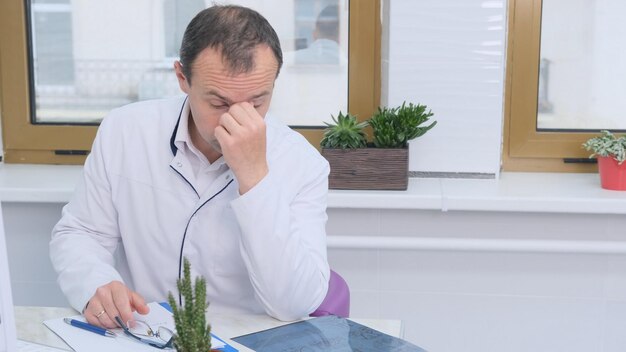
368, 102, 436, 148
167, 258, 211, 352
583, 130, 626, 164
320, 111, 368, 149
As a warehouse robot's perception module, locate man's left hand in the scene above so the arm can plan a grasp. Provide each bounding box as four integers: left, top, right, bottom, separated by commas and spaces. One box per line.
214, 102, 268, 194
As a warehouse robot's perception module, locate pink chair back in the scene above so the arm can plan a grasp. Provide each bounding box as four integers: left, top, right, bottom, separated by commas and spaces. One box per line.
310, 270, 350, 318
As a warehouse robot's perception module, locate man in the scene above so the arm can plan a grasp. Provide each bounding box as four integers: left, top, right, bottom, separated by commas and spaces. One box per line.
50, 5, 330, 329
295, 5, 344, 65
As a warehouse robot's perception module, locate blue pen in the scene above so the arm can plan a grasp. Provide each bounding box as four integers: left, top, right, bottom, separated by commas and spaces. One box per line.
63, 317, 117, 337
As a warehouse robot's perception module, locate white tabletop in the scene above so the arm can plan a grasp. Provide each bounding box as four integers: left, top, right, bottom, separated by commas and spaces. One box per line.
16, 306, 403, 351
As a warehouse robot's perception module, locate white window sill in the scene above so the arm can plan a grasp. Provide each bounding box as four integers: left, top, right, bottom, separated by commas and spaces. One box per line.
0, 164, 624, 214
0, 164, 82, 203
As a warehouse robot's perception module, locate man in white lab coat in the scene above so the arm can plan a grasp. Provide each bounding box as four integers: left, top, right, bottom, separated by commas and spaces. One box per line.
50, 5, 330, 329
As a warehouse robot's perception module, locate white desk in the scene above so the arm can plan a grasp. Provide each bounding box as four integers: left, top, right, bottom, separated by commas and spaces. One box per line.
16, 306, 403, 351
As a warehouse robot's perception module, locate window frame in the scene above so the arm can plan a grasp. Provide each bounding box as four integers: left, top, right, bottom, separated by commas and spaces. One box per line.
0, 0, 380, 164
503, 0, 599, 172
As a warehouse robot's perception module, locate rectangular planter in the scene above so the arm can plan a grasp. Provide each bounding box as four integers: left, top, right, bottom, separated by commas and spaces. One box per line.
321, 148, 409, 190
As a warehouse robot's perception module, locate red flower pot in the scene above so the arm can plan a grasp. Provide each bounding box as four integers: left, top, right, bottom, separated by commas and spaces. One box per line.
597, 156, 626, 191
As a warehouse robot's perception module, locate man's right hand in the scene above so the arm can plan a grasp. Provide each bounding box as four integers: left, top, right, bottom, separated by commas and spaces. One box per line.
84, 281, 150, 329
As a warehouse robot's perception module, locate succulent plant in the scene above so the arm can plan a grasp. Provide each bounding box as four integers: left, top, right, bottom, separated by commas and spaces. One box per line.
368, 102, 436, 148
320, 111, 368, 149
167, 258, 211, 352
583, 130, 626, 164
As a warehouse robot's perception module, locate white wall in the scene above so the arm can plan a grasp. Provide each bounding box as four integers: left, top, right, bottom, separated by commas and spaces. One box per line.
3, 203, 67, 307
327, 208, 626, 352
383, 0, 506, 175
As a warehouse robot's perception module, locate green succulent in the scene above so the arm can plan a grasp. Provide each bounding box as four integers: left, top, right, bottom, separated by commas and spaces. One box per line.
368, 102, 436, 148
583, 130, 626, 164
320, 111, 368, 149
167, 258, 211, 352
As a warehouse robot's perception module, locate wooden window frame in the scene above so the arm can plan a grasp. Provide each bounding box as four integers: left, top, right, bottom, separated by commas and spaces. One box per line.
0, 0, 380, 164
503, 0, 598, 172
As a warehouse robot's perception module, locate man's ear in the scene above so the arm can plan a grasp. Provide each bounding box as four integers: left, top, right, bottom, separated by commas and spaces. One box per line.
174, 61, 191, 94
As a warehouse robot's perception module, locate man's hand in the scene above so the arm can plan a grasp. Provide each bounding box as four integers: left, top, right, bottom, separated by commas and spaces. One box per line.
84, 281, 150, 329
214, 102, 269, 194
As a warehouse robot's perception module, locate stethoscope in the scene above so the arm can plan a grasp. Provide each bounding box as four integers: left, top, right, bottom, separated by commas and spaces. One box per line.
170, 97, 235, 304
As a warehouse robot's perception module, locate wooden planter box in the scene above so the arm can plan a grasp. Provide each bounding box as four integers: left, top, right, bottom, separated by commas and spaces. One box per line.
321, 148, 409, 190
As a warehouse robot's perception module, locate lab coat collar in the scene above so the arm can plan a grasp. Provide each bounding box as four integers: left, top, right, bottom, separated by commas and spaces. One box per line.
168, 96, 235, 199
169, 96, 188, 156
170, 96, 226, 168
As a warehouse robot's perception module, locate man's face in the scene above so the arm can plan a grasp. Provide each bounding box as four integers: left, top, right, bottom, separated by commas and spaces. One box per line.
175, 45, 278, 155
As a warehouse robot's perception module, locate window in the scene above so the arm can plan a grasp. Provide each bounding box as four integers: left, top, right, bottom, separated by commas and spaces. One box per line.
163, 0, 205, 59
31, 1, 74, 89
0, 0, 380, 164
504, 0, 623, 172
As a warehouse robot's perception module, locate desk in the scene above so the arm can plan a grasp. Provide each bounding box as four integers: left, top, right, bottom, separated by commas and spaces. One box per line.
16, 306, 403, 351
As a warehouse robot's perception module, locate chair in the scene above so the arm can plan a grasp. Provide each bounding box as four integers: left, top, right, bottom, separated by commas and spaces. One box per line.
310, 269, 350, 318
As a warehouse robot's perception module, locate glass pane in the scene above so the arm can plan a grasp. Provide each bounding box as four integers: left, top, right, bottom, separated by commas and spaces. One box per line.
33, 12, 74, 85
33, 0, 70, 4
270, 0, 348, 126
27, 0, 349, 126
537, 0, 626, 131
163, 0, 205, 58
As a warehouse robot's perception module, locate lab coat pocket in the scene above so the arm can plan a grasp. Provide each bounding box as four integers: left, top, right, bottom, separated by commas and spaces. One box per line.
215, 206, 246, 277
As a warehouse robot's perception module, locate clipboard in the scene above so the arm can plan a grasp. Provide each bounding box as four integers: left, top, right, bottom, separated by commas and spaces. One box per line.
44, 302, 237, 352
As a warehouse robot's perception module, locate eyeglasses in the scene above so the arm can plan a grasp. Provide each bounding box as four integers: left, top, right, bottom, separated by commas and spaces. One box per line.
114, 316, 174, 349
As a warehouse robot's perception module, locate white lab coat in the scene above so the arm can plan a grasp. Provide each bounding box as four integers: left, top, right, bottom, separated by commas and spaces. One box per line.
50, 96, 330, 321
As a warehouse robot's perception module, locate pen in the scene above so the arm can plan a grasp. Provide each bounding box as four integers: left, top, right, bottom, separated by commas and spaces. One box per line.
63, 317, 117, 337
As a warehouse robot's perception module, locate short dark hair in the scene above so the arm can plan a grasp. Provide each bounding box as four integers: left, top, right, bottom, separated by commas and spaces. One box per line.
179, 5, 283, 83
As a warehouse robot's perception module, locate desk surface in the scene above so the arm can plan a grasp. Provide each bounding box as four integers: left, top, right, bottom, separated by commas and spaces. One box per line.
16, 306, 403, 351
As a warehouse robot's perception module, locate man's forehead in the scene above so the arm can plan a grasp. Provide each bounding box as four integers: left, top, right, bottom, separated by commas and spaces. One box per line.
204, 89, 271, 104
195, 45, 278, 75
199, 68, 275, 93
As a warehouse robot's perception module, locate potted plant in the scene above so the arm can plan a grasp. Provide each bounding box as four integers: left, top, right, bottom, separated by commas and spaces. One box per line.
368, 102, 436, 149
320, 111, 368, 149
320, 102, 436, 190
583, 130, 626, 190
167, 258, 212, 351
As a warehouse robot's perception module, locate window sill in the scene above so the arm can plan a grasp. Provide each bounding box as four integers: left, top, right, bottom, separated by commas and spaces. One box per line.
0, 164, 624, 214
328, 173, 626, 214
0, 164, 82, 203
